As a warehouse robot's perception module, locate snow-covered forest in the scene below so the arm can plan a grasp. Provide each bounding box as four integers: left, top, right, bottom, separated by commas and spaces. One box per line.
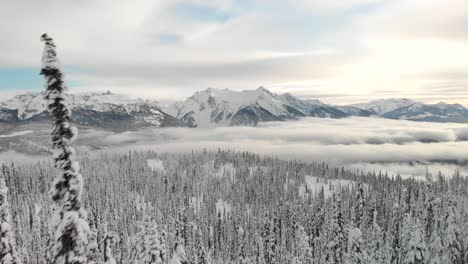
1, 150, 468, 263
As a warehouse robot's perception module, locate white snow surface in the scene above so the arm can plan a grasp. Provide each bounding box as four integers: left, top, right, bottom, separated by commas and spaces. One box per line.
352, 98, 415, 115
147, 159, 165, 172
215, 199, 232, 218
298, 176, 359, 199
0, 130, 33, 138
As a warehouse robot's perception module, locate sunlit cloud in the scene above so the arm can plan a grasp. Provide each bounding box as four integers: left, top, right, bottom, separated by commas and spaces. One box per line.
0, 0, 467, 106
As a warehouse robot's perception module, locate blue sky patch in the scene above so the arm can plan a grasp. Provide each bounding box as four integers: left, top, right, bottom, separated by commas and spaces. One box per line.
173, 3, 231, 22
0, 66, 84, 91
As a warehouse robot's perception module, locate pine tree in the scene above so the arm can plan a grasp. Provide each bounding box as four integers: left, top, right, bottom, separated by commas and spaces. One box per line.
262, 214, 276, 264
444, 204, 464, 264
346, 226, 366, 264
355, 182, 365, 229
195, 227, 211, 264
326, 193, 345, 264
103, 232, 117, 264
130, 219, 168, 263
368, 210, 385, 264
0, 176, 22, 264
40, 33, 90, 264
169, 243, 187, 264
402, 217, 425, 264
292, 224, 313, 264
388, 203, 402, 264
426, 198, 448, 264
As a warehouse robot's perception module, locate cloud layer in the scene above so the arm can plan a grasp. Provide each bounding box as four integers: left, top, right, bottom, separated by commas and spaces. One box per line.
76, 117, 468, 177
1, 0, 468, 105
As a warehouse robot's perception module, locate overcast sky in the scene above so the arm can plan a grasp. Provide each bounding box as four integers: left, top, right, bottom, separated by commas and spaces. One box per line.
1, 0, 468, 105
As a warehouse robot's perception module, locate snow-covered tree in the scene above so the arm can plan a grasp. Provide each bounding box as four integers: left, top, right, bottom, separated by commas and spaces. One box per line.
387, 203, 402, 264
0, 176, 22, 264
40, 33, 90, 264
402, 217, 425, 264
354, 182, 365, 229
346, 226, 367, 264
426, 198, 448, 264
444, 205, 465, 264
262, 214, 276, 264
130, 219, 168, 263
368, 210, 385, 264
169, 244, 187, 264
195, 227, 211, 264
326, 193, 345, 264
292, 224, 313, 264
104, 232, 118, 264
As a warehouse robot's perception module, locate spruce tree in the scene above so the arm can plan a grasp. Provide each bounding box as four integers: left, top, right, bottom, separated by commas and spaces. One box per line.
368, 210, 385, 264
326, 193, 345, 264
444, 205, 464, 264
0, 176, 22, 264
40, 33, 90, 264
103, 232, 117, 264
402, 217, 425, 264
130, 219, 168, 263
195, 227, 211, 264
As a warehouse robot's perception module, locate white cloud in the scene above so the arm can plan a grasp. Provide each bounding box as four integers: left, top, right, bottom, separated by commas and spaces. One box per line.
72, 117, 468, 178
1, 0, 468, 105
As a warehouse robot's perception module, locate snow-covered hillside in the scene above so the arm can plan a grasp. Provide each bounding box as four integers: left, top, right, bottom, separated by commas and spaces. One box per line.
383, 102, 468, 122
166, 87, 346, 127
1, 88, 468, 128
0, 91, 183, 128
352, 98, 416, 115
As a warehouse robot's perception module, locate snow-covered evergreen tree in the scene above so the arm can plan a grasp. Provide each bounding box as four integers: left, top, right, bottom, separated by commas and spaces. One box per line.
402, 217, 425, 264
426, 198, 448, 264
103, 232, 117, 264
292, 224, 313, 264
40, 33, 90, 264
368, 210, 385, 264
169, 243, 187, 264
130, 219, 168, 263
444, 204, 464, 264
0, 176, 22, 264
354, 182, 365, 229
262, 215, 276, 264
346, 226, 367, 264
387, 203, 402, 264
326, 193, 345, 264
195, 227, 211, 264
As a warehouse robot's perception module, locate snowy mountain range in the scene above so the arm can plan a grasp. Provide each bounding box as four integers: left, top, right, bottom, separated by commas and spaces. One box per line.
1, 87, 468, 128
164, 87, 346, 127
0, 91, 183, 129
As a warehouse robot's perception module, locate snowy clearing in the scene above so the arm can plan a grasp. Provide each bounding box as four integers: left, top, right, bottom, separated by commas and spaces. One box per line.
147, 159, 165, 172
0, 130, 33, 138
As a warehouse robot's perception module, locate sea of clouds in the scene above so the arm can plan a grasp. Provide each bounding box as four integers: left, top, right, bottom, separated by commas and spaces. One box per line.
2, 117, 468, 178
81, 117, 468, 178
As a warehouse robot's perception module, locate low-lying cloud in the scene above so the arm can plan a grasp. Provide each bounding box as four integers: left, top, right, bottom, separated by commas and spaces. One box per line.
2, 117, 467, 177
76, 117, 468, 177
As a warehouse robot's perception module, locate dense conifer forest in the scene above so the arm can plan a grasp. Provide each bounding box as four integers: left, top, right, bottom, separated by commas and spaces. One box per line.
1, 150, 467, 263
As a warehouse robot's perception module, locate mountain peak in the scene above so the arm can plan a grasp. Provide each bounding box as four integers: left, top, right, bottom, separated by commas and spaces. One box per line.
352, 98, 416, 115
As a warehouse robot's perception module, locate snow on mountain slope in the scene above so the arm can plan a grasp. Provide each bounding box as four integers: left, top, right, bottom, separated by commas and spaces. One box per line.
352, 98, 415, 115
0, 91, 184, 128
169, 87, 346, 127
383, 102, 468, 123
333, 105, 375, 117
3, 88, 468, 128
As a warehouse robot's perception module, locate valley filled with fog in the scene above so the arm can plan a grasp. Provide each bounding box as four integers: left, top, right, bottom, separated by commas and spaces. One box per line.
1, 116, 467, 178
